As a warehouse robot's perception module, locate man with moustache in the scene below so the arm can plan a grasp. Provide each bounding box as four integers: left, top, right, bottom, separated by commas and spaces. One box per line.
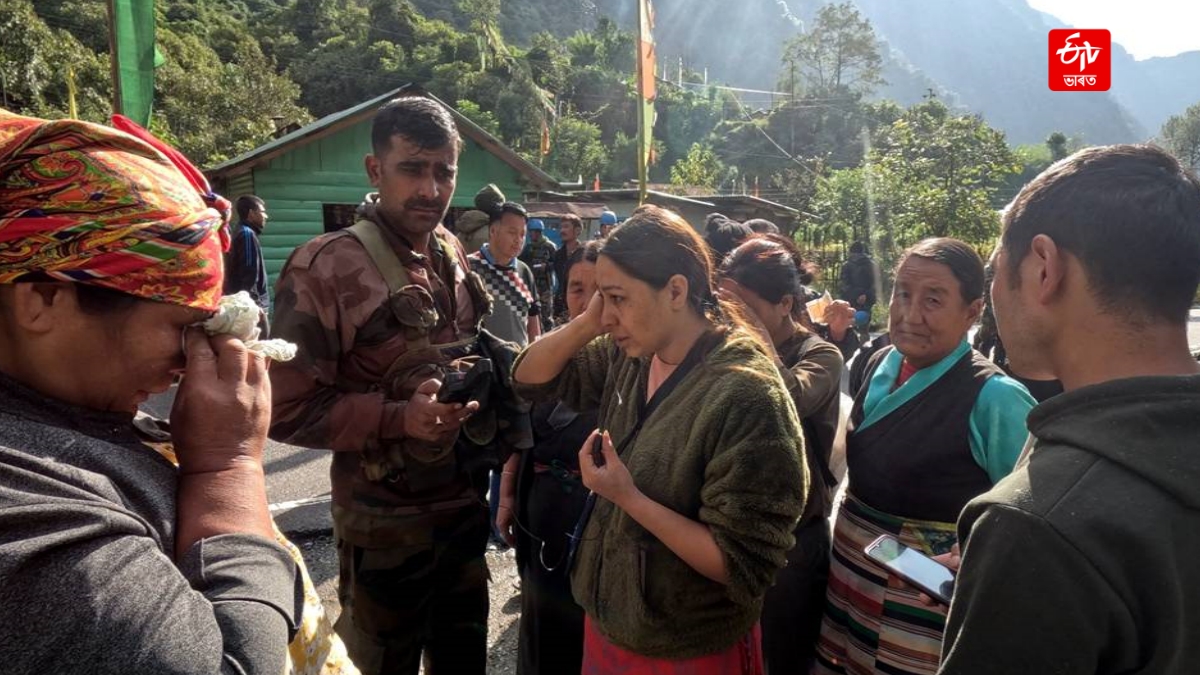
269, 96, 496, 675
551, 213, 584, 325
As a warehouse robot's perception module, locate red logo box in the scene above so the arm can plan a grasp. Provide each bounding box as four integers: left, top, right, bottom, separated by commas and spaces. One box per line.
1049, 29, 1111, 91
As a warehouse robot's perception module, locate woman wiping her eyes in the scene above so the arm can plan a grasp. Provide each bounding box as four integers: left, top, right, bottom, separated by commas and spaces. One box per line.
0, 111, 345, 675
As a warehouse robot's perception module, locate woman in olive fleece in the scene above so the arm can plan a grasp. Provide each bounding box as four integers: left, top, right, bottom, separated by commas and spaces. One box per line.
720, 234, 844, 675
513, 205, 808, 674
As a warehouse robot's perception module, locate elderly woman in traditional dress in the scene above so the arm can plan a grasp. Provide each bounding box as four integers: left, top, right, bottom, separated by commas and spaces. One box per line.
0, 111, 315, 675
812, 237, 1035, 675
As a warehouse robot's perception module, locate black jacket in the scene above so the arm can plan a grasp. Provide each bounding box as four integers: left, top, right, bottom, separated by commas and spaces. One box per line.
224, 222, 270, 312
839, 252, 879, 310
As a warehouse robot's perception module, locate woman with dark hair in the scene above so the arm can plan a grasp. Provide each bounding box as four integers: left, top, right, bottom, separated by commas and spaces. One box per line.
513, 206, 808, 674
0, 112, 308, 674
719, 234, 843, 674
497, 241, 601, 675
705, 216, 754, 262
813, 238, 1035, 675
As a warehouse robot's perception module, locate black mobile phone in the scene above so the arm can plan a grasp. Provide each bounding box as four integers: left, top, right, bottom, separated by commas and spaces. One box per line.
437, 359, 493, 406
590, 432, 606, 467
863, 534, 956, 605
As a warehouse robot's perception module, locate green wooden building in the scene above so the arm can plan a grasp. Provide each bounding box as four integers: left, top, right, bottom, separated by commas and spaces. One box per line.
207, 85, 558, 284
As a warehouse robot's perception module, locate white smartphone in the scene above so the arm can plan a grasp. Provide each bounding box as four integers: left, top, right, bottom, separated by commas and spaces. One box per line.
863, 534, 956, 605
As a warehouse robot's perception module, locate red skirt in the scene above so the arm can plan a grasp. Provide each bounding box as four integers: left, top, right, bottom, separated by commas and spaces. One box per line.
581, 615, 764, 675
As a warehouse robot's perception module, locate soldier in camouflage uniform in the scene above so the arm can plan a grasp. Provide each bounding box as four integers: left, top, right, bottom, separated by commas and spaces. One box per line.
519, 218, 556, 332
269, 96, 527, 675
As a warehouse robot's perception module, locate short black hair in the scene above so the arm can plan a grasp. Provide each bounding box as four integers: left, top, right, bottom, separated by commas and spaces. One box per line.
1003, 144, 1200, 323
705, 219, 753, 263
704, 213, 731, 235
850, 241, 865, 254
488, 201, 528, 225
744, 218, 779, 234
371, 96, 462, 157
899, 237, 985, 303
235, 195, 264, 221
565, 240, 603, 282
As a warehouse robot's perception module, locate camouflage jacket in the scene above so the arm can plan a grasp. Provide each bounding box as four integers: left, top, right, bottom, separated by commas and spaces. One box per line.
519, 237, 557, 294
270, 200, 497, 518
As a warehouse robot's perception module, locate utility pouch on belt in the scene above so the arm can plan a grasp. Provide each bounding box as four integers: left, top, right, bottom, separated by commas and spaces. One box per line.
345, 219, 529, 491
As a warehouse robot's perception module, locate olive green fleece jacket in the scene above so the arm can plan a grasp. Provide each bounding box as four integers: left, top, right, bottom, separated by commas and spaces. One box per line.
513, 329, 809, 659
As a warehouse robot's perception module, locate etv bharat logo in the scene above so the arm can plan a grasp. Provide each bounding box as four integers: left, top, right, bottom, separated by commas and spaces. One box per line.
1049, 29, 1111, 91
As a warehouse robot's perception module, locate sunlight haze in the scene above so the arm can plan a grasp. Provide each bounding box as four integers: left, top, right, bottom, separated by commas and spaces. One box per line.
1026, 0, 1200, 60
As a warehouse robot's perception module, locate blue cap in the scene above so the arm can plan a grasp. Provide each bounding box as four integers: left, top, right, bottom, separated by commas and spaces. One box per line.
599, 210, 618, 225
854, 310, 870, 326
528, 218, 545, 231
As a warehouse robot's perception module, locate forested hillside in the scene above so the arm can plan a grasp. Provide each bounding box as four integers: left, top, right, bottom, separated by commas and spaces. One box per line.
6, 0, 1197, 266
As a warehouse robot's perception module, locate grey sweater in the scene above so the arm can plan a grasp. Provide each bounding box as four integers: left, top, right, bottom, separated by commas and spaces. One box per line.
0, 373, 302, 674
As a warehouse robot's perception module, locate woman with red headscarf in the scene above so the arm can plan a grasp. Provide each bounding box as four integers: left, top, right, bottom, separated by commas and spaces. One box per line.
0, 110, 302, 675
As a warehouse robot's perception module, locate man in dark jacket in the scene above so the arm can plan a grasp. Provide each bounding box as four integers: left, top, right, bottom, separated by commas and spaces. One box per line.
225, 194, 270, 335
938, 144, 1200, 675
839, 241, 880, 340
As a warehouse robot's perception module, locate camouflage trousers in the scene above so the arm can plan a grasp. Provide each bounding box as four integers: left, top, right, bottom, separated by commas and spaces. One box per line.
333, 503, 490, 675
537, 289, 554, 333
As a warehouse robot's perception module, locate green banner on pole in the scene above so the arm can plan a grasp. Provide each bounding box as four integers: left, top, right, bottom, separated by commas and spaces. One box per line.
111, 0, 156, 126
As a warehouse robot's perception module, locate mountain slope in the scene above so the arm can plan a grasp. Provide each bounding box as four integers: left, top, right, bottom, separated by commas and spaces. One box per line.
853, 0, 1145, 144
580, 0, 1195, 145
1111, 50, 1200, 137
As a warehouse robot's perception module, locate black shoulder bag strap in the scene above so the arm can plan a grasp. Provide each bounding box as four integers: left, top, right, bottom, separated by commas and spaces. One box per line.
565, 331, 719, 572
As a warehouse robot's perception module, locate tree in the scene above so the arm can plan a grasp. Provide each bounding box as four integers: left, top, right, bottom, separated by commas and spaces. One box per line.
810, 98, 1019, 266
455, 99, 501, 137
1, 0, 111, 121
1046, 131, 1069, 162
525, 31, 570, 94
873, 99, 1019, 243
1161, 102, 1200, 172
669, 143, 725, 192
544, 115, 609, 183
368, 0, 420, 55
781, 2, 885, 98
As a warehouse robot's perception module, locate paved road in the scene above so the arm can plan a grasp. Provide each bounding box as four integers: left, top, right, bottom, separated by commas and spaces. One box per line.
140, 388, 334, 535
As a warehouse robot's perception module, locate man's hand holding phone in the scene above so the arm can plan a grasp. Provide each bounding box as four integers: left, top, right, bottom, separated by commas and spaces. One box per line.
917, 543, 961, 607
405, 379, 479, 443
863, 535, 958, 608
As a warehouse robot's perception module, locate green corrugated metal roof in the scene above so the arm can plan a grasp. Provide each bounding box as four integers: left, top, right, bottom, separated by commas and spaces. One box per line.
206, 85, 559, 190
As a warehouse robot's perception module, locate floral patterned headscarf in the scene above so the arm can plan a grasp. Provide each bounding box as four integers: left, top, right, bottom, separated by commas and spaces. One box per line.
0, 110, 229, 311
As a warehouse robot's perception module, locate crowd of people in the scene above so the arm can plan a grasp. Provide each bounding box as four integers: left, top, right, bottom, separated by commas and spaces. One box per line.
2, 93, 1200, 675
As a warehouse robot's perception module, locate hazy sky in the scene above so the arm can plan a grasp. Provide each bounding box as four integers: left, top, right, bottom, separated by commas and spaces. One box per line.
1027, 0, 1200, 60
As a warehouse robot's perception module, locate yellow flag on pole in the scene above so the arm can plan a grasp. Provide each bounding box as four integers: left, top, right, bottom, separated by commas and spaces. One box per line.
67, 67, 78, 119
